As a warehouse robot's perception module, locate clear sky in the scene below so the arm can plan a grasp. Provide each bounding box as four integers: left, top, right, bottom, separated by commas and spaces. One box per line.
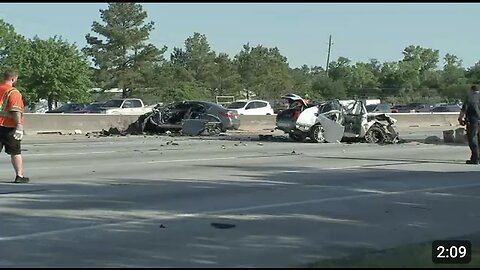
1, 3, 479, 68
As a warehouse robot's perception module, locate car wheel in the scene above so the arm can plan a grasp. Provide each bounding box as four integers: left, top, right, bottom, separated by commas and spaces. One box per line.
219, 124, 227, 133
309, 124, 326, 143
365, 125, 386, 144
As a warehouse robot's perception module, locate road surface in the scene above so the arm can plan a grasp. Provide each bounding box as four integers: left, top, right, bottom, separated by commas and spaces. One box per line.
0, 134, 479, 267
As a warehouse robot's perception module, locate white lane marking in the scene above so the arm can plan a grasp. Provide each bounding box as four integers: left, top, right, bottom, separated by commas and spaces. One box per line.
26, 151, 117, 157
12, 155, 285, 171
393, 202, 426, 207
2, 182, 480, 241
147, 157, 236, 164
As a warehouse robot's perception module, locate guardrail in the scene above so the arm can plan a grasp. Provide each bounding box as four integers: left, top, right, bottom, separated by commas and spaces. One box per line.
22, 112, 462, 135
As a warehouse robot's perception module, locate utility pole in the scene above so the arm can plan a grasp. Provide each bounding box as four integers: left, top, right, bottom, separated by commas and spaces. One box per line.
325, 35, 333, 77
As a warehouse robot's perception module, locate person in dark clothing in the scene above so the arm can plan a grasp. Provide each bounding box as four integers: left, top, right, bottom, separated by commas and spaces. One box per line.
458, 85, 480, 164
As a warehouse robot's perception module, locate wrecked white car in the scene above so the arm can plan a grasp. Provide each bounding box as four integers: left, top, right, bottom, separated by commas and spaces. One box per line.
275, 94, 399, 144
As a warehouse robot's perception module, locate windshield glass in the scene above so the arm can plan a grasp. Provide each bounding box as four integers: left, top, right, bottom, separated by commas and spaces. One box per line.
102, 100, 123, 108
365, 105, 377, 112
227, 102, 247, 109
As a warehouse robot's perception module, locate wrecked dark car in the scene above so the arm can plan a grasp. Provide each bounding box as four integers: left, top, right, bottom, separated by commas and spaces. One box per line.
134, 101, 241, 136
276, 94, 399, 144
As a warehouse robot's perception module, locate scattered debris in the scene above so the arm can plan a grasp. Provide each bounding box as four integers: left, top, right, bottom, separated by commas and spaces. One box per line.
443, 130, 454, 143
259, 134, 274, 141
37, 131, 62, 135
210, 223, 236, 229
425, 136, 441, 144
258, 134, 289, 142
455, 128, 467, 144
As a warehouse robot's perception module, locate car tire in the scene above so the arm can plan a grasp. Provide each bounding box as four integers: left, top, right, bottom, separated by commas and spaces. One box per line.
309, 124, 326, 143
365, 125, 386, 144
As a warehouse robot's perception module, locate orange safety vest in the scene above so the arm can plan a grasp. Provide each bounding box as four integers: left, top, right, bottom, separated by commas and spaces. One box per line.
0, 87, 24, 128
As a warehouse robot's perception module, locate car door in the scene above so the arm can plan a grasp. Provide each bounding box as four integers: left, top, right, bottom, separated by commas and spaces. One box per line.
254, 101, 269, 115
130, 100, 143, 114
243, 101, 256, 115
121, 100, 134, 115
343, 100, 367, 137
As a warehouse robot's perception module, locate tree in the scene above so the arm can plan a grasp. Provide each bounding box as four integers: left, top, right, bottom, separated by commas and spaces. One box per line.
27, 36, 93, 110
328, 56, 352, 82
401, 45, 440, 73
235, 44, 293, 99
84, 3, 166, 98
212, 53, 241, 97
442, 53, 465, 85
179, 33, 218, 98
0, 20, 36, 105
290, 65, 314, 97
348, 62, 380, 98
439, 53, 467, 100
466, 61, 480, 84
311, 74, 347, 99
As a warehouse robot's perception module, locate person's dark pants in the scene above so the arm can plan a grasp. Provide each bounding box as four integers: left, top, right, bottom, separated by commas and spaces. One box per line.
466, 118, 480, 162
0, 126, 21, 155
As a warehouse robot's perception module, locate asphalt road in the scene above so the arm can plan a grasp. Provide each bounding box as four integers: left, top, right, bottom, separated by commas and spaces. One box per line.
0, 133, 479, 267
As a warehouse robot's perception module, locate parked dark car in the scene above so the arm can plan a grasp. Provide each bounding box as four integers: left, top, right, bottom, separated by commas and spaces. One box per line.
431, 104, 462, 112
140, 101, 241, 133
45, 103, 88, 113
365, 103, 392, 113
391, 103, 433, 113
73, 102, 105, 114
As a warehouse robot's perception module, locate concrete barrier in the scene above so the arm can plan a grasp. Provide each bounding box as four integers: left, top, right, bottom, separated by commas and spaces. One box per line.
238, 115, 276, 131
23, 113, 139, 134
21, 112, 463, 135
388, 112, 459, 128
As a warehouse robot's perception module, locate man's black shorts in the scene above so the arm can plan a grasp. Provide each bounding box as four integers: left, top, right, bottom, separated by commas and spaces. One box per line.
0, 126, 21, 155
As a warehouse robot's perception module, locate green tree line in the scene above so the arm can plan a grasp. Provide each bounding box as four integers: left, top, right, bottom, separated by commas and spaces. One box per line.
2, 3, 480, 109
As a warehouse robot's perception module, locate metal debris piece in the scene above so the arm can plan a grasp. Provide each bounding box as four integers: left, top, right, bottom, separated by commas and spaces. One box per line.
210, 223, 236, 229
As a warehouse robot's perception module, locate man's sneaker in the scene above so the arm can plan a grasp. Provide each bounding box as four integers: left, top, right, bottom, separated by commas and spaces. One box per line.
466, 160, 479, 165
14, 176, 29, 183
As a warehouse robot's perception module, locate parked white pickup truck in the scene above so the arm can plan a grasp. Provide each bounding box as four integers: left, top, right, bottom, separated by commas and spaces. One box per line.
100, 98, 153, 115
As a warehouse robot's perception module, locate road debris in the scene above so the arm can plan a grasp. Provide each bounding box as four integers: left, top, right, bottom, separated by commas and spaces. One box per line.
210, 223, 236, 229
